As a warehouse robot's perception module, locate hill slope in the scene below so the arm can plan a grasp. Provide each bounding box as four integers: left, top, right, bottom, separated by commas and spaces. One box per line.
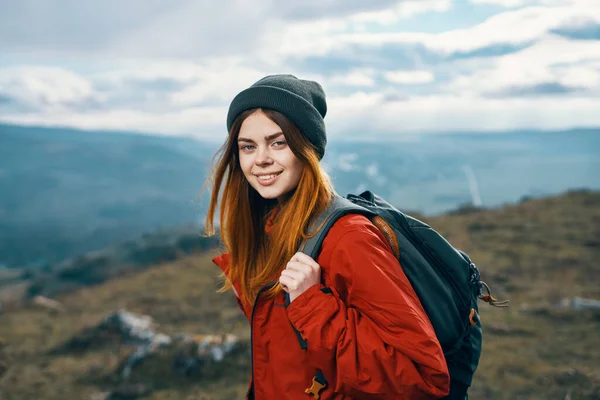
2, 123, 599, 268
0, 190, 599, 399
0, 123, 215, 268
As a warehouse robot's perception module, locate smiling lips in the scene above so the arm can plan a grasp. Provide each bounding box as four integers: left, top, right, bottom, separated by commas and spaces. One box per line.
254, 171, 283, 186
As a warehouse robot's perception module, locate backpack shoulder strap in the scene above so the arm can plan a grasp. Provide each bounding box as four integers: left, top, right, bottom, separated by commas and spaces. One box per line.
299, 194, 375, 260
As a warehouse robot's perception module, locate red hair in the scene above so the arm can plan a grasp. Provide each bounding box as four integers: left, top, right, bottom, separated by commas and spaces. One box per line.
205, 109, 334, 306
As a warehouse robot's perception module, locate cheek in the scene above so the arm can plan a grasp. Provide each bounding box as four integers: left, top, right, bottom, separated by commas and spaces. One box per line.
291, 159, 304, 182
280, 149, 303, 175
238, 153, 253, 175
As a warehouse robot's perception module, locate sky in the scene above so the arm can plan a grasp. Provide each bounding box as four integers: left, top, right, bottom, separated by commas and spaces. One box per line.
1, 0, 599, 140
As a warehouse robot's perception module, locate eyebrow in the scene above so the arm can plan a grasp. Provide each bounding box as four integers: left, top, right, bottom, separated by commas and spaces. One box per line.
238, 132, 284, 143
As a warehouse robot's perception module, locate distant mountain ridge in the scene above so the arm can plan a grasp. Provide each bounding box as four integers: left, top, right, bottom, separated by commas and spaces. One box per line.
1, 123, 599, 268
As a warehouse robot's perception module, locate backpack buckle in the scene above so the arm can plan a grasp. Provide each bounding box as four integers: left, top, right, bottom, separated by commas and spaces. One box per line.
305, 371, 327, 399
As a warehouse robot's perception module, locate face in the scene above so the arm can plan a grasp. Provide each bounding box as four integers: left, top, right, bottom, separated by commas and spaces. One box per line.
237, 110, 304, 204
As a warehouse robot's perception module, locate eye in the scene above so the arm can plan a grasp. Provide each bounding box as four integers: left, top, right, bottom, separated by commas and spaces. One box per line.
272, 140, 287, 148
240, 144, 255, 151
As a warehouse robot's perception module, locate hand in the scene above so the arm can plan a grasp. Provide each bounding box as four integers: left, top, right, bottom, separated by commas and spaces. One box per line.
279, 251, 321, 303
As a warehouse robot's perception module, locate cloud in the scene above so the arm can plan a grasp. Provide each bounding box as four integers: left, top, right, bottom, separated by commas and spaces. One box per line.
274, 0, 407, 20
443, 37, 600, 97
0, 106, 228, 138
290, 43, 441, 77
275, 1, 600, 96
384, 70, 435, 84
551, 18, 600, 40
0, 1, 181, 55
492, 82, 581, 97
449, 42, 533, 60
0, 95, 14, 106
348, 0, 451, 23
0, 66, 97, 111
273, 1, 598, 70
423, 4, 596, 53
0, 0, 290, 58
326, 93, 600, 135
0, 59, 275, 114
1, 0, 600, 137
470, 0, 538, 6
93, 59, 270, 108
4, 84, 600, 137
329, 70, 377, 87
0, 0, 447, 59
469, 0, 600, 10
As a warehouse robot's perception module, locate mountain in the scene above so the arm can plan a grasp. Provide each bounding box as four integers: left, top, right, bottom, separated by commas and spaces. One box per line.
1, 123, 599, 268
0, 124, 216, 268
0, 190, 598, 400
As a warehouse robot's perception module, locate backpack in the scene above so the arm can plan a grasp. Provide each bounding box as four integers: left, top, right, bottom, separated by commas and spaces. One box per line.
294, 191, 509, 399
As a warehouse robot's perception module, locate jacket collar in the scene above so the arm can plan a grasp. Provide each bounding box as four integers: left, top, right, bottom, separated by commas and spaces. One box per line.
265, 205, 281, 235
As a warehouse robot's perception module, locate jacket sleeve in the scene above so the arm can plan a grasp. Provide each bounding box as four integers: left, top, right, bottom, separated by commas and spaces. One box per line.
212, 253, 250, 322
285, 219, 450, 399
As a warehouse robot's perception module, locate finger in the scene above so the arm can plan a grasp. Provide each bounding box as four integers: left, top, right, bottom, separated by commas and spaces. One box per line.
291, 252, 320, 270
293, 251, 318, 265
281, 269, 304, 281
279, 275, 298, 292
285, 261, 312, 274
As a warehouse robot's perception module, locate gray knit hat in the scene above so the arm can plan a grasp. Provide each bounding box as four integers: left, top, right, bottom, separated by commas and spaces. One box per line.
226, 74, 328, 160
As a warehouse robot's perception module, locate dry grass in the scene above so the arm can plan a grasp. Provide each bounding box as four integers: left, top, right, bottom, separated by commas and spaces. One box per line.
0, 253, 250, 399
0, 190, 599, 399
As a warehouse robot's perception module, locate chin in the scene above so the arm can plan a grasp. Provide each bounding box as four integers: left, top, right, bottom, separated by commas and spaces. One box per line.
252, 186, 282, 200
252, 184, 295, 202
257, 191, 279, 200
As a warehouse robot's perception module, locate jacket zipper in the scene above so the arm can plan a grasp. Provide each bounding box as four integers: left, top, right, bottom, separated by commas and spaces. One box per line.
248, 280, 277, 400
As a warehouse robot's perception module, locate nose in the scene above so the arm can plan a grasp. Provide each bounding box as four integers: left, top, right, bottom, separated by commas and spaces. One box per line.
255, 145, 273, 166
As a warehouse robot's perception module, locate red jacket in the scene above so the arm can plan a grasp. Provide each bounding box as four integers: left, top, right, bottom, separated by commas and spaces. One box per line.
212, 213, 450, 399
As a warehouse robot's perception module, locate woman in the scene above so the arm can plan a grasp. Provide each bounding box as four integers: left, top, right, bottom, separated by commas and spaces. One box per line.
206, 74, 450, 399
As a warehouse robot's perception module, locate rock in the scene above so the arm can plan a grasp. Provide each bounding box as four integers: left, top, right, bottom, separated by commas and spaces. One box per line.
90, 392, 110, 400
54, 310, 244, 382
520, 298, 600, 320
194, 333, 239, 362
119, 341, 166, 379
564, 390, 572, 400
31, 295, 64, 313
554, 368, 592, 386
53, 310, 172, 378
173, 333, 241, 376
100, 311, 171, 379
559, 297, 600, 311
102, 310, 171, 346
109, 383, 151, 399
